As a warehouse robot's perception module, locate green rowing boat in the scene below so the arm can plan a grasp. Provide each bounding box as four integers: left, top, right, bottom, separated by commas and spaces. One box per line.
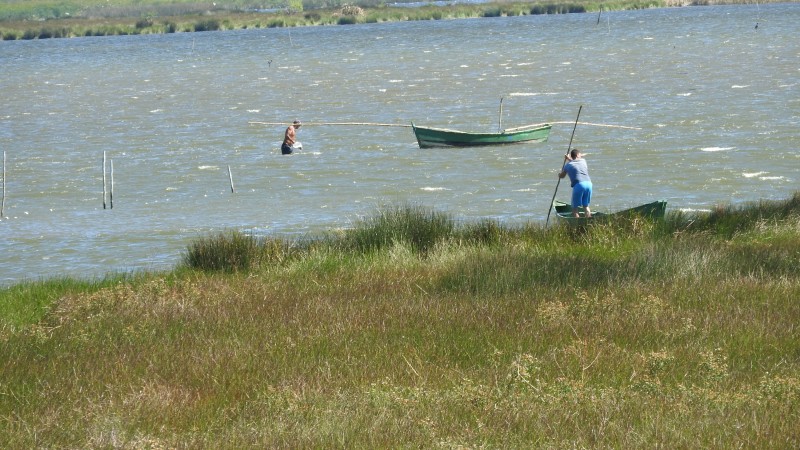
552, 200, 667, 225
411, 122, 551, 148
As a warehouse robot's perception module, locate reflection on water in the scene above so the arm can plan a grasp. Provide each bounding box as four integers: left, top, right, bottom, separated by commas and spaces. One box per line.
1, 4, 798, 284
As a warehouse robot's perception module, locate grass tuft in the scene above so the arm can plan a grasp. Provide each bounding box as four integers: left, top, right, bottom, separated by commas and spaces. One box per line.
183, 230, 264, 272
343, 203, 456, 255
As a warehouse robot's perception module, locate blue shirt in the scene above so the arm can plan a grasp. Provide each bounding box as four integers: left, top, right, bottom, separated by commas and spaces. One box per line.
564, 158, 591, 187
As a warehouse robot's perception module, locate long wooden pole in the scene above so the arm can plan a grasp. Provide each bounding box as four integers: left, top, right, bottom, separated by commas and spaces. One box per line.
250, 120, 635, 130
545, 105, 582, 226
228, 165, 235, 193
546, 121, 639, 130
502, 123, 554, 133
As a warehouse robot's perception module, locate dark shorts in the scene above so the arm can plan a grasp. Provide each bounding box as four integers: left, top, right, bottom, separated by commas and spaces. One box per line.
281, 143, 293, 155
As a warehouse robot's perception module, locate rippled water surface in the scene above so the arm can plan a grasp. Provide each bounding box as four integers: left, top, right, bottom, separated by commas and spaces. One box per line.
1, 4, 798, 284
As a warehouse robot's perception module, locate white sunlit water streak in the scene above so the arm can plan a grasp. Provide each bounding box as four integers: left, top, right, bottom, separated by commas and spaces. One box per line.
1, 4, 798, 285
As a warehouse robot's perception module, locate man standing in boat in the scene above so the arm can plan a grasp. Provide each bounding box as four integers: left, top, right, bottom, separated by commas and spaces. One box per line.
558, 148, 592, 218
281, 120, 301, 155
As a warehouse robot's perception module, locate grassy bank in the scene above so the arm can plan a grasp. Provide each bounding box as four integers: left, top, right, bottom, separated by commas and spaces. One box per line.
0, 0, 779, 40
1, 194, 799, 447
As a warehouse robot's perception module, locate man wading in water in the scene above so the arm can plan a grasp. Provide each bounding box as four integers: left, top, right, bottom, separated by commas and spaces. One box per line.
281, 120, 301, 155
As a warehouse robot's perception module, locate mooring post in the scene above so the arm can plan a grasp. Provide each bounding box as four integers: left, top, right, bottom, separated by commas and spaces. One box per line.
228, 165, 235, 193
110, 159, 114, 209
102, 151, 107, 209
1, 151, 6, 219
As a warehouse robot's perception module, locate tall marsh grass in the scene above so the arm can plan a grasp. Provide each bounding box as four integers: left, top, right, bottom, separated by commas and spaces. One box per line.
2, 197, 799, 447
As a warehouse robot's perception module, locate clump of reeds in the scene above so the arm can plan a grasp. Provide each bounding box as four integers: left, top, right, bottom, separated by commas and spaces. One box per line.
530, 3, 588, 14
342, 204, 456, 255
193, 18, 221, 32
182, 230, 296, 272
337, 15, 358, 25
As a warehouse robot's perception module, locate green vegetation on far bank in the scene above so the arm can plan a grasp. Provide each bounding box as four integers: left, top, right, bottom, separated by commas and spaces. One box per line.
0, 0, 776, 40
1, 194, 799, 447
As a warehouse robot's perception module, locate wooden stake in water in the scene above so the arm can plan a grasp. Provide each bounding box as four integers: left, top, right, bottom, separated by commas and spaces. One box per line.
102, 151, 107, 209
228, 165, 235, 193
1, 151, 6, 219
498, 96, 504, 132
110, 159, 114, 209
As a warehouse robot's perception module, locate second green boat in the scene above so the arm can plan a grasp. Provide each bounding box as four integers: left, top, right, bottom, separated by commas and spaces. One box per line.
552, 200, 668, 226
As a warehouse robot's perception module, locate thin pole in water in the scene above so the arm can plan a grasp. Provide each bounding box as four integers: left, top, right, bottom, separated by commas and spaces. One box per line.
1, 151, 6, 219
102, 151, 107, 210
498, 96, 504, 132
545, 105, 582, 226
597, 7, 602, 25
110, 159, 114, 209
228, 165, 235, 193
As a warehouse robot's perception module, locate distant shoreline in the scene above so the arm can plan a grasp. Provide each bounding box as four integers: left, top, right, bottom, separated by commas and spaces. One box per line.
0, 0, 781, 41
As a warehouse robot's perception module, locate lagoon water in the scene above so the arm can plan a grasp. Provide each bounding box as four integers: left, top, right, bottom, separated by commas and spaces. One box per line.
1, 4, 798, 285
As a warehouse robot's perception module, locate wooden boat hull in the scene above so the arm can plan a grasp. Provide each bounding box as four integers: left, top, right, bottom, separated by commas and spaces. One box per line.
411, 122, 551, 148
553, 200, 667, 225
